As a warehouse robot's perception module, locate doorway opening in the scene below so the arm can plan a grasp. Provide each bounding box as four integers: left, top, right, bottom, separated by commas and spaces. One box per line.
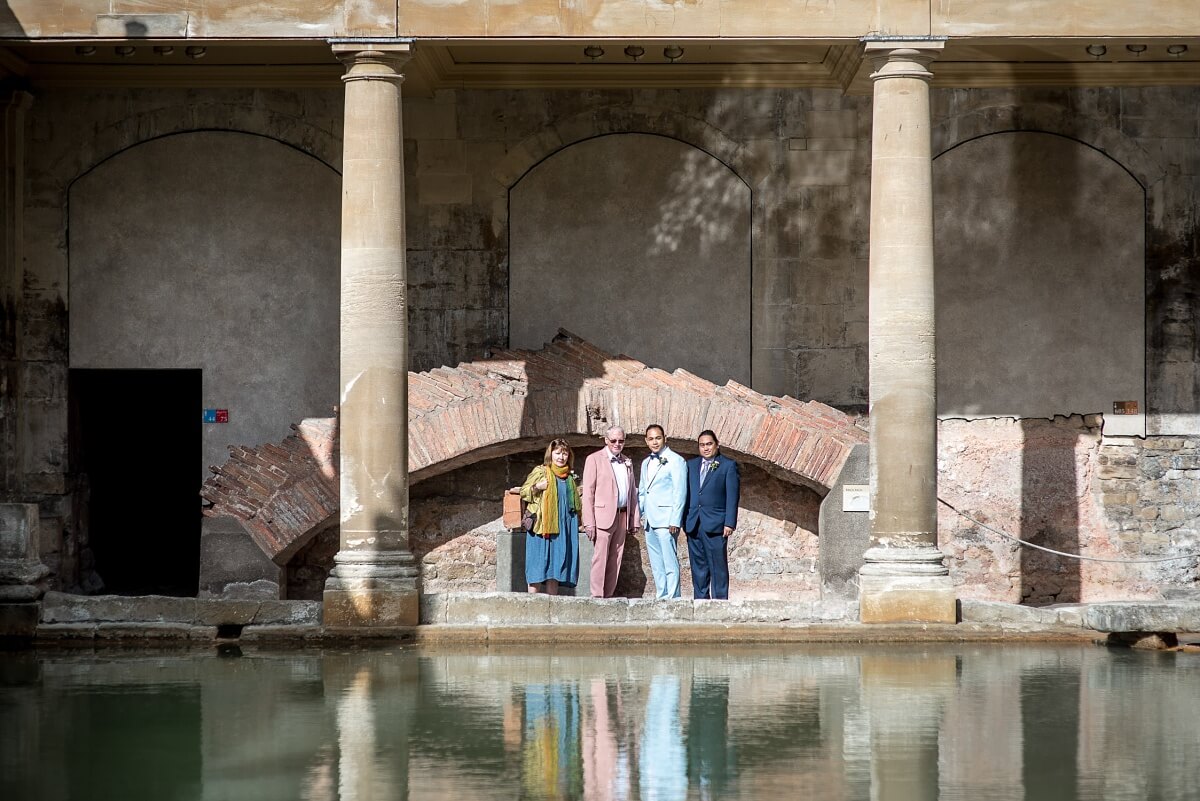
69, 369, 201, 596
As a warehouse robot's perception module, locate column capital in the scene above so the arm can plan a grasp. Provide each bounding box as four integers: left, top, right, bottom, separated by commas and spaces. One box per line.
330, 41, 413, 83
863, 39, 944, 82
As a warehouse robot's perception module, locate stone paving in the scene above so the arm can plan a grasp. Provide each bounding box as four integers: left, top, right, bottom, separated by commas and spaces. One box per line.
3, 591, 1197, 647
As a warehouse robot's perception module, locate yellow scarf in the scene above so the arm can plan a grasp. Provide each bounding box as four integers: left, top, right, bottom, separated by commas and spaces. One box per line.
537, 464, 575, 538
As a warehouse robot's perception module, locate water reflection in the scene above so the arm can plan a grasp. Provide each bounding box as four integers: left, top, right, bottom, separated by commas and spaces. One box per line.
2, 645, 1198, 800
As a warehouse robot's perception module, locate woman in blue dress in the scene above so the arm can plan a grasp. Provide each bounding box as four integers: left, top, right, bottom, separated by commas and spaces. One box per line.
519, 439, 581, 594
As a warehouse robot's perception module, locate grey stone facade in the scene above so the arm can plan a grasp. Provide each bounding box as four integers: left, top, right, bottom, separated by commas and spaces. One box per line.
8, 82, 1200, 599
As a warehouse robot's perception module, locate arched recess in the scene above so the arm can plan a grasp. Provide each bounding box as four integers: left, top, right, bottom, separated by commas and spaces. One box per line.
509, 132, 753, 387
933, 130, 1146, 434
203, 331, 867, 565
69, 130, 341, 481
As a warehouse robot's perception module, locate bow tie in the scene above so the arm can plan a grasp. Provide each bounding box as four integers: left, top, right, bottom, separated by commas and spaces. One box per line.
611, 456, 623, 464
651, 456, 666, 465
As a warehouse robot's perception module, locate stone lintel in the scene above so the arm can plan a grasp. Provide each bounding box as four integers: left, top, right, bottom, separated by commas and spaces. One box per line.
859, 574, 957, 624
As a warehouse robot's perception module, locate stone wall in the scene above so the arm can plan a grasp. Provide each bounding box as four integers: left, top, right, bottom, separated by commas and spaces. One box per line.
408, 450, 820, 599
939, 416, 1200, 604
13, 81, 1200, 598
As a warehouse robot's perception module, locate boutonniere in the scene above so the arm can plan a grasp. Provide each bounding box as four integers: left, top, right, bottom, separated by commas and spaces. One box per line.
653, 455, 667, 465
710, 460, 721, 470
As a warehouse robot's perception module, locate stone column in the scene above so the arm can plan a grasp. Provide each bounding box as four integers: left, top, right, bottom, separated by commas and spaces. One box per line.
1, 90, 32, 500
323, 43, 419, 628
859, 42, 955, 623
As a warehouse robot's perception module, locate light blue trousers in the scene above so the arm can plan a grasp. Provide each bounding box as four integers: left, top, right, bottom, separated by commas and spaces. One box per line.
644, 526, 682, 599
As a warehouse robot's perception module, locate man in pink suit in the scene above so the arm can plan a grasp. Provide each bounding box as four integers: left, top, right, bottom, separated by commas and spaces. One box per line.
581, 426, 642, 598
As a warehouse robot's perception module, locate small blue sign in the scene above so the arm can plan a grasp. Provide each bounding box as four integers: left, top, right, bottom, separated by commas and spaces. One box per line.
202, 409, 217, 423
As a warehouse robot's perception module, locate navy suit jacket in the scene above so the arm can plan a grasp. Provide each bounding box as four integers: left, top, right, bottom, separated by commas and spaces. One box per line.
685, 455, 740, 535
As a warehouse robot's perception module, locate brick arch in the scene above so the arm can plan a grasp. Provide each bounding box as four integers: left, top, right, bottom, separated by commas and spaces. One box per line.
203, 331, 866, 563
492, 106, 759, 188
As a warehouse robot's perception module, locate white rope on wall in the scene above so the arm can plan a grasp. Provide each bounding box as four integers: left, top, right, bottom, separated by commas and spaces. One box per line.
938, 497, 1200, 564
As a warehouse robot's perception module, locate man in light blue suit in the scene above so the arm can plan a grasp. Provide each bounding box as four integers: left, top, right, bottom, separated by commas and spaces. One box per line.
637, 424, 688, 599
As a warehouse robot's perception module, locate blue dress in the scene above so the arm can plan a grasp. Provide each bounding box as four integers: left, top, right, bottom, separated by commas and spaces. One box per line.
525, 476, 579, 587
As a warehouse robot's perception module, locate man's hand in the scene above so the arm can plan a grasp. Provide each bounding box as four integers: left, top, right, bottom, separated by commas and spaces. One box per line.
722, 526, 734, 538
585, 526, 596, 543
668, 526, 679, 534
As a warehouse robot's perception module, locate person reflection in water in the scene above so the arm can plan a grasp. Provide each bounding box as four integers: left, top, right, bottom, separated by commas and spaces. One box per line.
521, 682, 583, 800
582, 677, 633, 801
640, 674, 687, 801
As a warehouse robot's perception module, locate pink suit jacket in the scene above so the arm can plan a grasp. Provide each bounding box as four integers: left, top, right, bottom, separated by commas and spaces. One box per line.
581, 448, 641, 532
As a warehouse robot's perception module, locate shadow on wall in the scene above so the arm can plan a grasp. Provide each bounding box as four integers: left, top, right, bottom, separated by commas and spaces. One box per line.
0, 5, 21, 35
934, 129, 1146, 603
508, 133, 753, 388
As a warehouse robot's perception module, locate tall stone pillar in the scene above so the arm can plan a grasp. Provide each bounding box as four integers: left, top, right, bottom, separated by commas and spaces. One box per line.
1, 89, 32, 500
859, 42, 956, 623
323, 42, 419, 628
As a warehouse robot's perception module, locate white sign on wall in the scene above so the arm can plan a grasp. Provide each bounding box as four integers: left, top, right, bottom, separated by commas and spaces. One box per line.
842, 484, 869, 512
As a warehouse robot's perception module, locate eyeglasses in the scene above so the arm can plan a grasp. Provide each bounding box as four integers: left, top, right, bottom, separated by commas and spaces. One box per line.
607, 438, 625, 444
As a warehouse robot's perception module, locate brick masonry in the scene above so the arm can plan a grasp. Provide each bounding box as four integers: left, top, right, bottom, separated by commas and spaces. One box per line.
203, 331, 866, 571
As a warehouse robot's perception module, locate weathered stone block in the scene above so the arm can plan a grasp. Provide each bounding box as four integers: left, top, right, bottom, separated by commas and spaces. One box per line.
253, 600, 321, 626
0, 603, 40, 637
692, 599, 812, 623
40, 592, 198, 623
627, 599, 693, 622
194, 599, 262, 626
419, 592, 448, 624
860, 576, 957, 624
94, 14, 188, 37
548, 598, 629, 625
35, 623, 97, 641
94, 622, 200, 641
323, 588, 417, 627
1085, 602, 1200, 633
444, 592, 550, 625
0, 504, 39, 561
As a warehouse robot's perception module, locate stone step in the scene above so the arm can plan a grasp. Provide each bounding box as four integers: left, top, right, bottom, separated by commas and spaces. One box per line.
1084, 601, 1200, 633
39, 591, 320, 627
419, 593, 855, 626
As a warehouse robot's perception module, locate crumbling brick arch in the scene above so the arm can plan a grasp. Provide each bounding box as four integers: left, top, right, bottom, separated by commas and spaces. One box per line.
202, 331, 867, 565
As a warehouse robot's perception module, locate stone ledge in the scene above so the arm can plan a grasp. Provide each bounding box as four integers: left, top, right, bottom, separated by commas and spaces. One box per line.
960, 599, 1087, 628
39, 591, 320, 627
1085, 602, 1200, 633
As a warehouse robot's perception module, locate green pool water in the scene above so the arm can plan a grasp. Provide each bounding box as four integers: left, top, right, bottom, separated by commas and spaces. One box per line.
1, 643, 1196, 800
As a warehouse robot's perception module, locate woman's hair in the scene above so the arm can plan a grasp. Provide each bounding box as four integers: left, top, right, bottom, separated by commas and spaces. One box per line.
542, 438, 575, 469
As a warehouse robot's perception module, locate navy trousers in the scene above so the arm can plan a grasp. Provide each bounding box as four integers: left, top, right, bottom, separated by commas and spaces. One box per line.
687, 529, 729, 600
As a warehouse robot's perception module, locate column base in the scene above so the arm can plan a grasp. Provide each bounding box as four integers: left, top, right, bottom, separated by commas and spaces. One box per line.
859, 574, 957, 624
322, 550, 420, 627
323, 577, 419, 627
859, 545, 956, 623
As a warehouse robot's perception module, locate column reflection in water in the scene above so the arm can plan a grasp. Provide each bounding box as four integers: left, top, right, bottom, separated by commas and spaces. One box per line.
686, 673, 732, 800
937, 648, 1026, 801
640, 674, 686, 801
860, 650, 952, 801
327, 654, 417, 801
9, 646, 1200, 800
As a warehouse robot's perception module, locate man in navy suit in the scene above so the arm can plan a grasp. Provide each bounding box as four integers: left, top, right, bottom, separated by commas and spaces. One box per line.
684, 430, 740, 600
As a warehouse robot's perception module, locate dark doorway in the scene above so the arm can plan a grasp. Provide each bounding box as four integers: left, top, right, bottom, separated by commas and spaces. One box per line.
69, 369, 201, 596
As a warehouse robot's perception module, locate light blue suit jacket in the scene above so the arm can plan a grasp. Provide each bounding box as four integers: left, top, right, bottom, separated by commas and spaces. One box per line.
638, 447, 688, 529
